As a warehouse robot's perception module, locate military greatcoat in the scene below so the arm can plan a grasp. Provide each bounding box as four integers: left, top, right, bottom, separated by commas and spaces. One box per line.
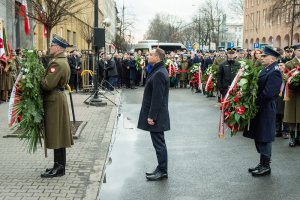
244, 62, 282, 142
41, 52, 73, 149
283, 57, 300, 123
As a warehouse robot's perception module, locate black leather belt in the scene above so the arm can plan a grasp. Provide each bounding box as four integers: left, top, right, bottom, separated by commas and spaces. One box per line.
56, 87, 65, 91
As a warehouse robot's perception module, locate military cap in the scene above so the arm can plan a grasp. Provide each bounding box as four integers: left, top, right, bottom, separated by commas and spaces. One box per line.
284, 46, 294, 52
209, 50, 215, 53
237, 49, 245, 53
292, 44, 300, 50
227, 48, 236, 54
51, 34, 69, 49
261, 46, 281, 58
219, 49, 226, 52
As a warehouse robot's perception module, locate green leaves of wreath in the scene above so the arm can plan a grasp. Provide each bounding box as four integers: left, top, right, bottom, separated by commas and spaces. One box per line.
15, 50, 45, 153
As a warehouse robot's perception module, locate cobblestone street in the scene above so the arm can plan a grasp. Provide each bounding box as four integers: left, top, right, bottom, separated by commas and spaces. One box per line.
0, 91, 120, 200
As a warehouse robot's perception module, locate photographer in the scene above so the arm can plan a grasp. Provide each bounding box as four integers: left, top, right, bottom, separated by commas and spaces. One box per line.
105, 54, 118, 91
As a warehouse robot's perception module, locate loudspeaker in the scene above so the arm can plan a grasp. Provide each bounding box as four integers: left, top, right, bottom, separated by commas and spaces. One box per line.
94, 28, 105, 47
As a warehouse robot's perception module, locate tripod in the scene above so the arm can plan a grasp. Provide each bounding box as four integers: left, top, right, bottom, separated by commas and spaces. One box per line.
84, 57, 117, 106
84, 79, 117, 106
100, 68, 119, 94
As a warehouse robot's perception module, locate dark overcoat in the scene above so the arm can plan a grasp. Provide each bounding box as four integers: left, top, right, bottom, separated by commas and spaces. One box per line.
243, 62, 282, 142
217, 60, 241, 97
41, 52, 73, 149
137, 61, 170, 132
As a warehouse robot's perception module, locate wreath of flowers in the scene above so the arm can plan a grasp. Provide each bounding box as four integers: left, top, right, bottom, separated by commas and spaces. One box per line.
135, 56, 143, 70
189, 64, 200, 88
220, 60, 261, 136
204, 64, 218, 92
9, 50, 45, 153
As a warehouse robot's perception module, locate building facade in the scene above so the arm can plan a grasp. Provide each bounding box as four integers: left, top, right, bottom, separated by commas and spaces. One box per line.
1, 0, 119, 52
243, 0, 300, 49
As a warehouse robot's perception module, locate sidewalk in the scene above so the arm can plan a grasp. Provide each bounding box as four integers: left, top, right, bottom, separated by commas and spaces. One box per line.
0, 90, 120, 200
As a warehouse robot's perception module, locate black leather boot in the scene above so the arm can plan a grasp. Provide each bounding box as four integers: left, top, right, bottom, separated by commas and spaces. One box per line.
289, 132, 296, 147
41, 162, 65, 178
248, 155, 262, 173
252, 156, 271, 177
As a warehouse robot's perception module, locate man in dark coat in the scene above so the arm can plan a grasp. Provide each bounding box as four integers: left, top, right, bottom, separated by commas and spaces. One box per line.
217, 48, 241, 98
40, 34, 73, 178
244, 46, 282, 177
68, 50, 81, 92
137, 48, 170, 181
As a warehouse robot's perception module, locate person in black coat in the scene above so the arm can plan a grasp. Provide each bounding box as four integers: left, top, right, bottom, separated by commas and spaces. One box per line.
137, 48, 170, 181
244, 46, 282, 177
217, 48, 241, 98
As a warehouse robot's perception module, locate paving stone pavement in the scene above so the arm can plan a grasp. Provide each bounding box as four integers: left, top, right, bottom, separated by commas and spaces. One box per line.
0, 90, 120, 200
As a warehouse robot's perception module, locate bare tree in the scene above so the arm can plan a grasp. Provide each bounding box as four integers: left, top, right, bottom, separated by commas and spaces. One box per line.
79, 14, 93, 50
229, 0, 244, 16
18, 0, 91, 49
199, 0, 225, 49
112, 3, 135, 52
145, 13, 184, 42
269, 0, 300, 45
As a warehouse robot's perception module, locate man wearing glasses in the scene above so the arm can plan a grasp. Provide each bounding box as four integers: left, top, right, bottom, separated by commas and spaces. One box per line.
244, 46, 282, 177
138, 48, 170, 181
40, 34, 73, 178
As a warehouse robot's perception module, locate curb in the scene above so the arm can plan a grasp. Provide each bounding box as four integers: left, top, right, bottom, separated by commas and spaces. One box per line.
73, 121, 88, 139
83, 91, 121, 200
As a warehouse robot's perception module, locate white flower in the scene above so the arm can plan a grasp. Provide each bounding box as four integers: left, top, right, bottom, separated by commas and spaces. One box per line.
239, 61, 246, 67
24, 68, 29, 73
22, 75, 26, 79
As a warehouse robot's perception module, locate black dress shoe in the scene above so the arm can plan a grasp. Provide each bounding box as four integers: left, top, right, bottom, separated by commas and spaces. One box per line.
145, 168, 159, 176
248, 163, 261, 173
251, 166, 271, 177
146, 171, 168, 181
41, 163, 65, 178
289, 137, 296, 147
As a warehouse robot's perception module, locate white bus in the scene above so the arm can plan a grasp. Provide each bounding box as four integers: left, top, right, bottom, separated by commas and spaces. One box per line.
132, 40, 186, 54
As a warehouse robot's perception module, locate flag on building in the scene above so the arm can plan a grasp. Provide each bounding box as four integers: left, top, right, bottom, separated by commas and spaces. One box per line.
18, 0, 30, 35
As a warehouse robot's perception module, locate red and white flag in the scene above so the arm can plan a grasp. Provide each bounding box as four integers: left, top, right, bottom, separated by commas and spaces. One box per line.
0, 30, 7, 64
18, 0, 30, 35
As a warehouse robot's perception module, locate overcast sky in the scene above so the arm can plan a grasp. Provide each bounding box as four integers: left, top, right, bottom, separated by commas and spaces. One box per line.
115, 0, 228, 43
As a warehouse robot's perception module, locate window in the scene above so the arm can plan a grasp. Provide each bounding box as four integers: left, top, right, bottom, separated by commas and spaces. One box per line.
60, 27, 63, 37
67, 30, 71, 44
263, 9, 266, 28
251, 13, 254, 30
257, 0, 260, 5
73, 32, 76, 47
252, 0, 254, 6
257, 11, 260, 29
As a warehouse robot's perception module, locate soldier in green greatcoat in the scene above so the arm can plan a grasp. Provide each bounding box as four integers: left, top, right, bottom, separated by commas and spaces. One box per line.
283, 44, 300, 147
40, 34, 73, 178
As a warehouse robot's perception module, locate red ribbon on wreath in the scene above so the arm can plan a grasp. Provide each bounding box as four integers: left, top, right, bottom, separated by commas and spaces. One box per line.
218, 67, 245, 138
284, 66, 300, 101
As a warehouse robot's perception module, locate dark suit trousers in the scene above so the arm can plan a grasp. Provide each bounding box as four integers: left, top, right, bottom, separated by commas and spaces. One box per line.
150, 132, 168, 173
254, 141, 272, 159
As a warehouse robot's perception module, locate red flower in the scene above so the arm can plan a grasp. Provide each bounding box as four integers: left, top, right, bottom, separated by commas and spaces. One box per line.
225, 111, 231, 119
233, 96, 239, 103
235, 105, 245, 115
297, 66, 300, 71
17, 115, 22, 123
284, 68, 289, 74
227, 123, 238, 131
